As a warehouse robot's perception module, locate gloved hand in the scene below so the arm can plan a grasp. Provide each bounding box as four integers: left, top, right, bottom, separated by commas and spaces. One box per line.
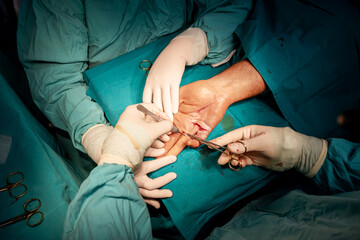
98, 103, 173, 171
82, 124, 170, 163
143, 28, 209, 120
134, 155, 177, 209
81, 124, 113, 163
211, 125, 328, 177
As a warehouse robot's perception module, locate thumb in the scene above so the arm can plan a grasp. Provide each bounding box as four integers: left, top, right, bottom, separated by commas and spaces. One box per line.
147, 120, 173, 140
227, 133, 270, 155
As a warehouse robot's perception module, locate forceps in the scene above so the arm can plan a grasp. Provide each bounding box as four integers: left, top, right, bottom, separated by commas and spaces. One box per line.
0, 172, 27, 200
139, 60, 152, 75
136, 104, 245, 171
0, 198, 44, 228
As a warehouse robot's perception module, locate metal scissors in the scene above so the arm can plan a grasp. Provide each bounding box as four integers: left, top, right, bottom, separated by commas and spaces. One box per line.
0, 172, 27, 200
0, 198, 44, 228
185, 133, 246, 171
139, 60, 152, 75
136, 104, 246, 171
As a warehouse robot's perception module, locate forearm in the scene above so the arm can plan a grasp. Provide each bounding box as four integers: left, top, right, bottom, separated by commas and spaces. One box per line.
207, 60, 267, 105
17, 0, 108, 150
312, 138, 360, 194
63, 164, 152, 239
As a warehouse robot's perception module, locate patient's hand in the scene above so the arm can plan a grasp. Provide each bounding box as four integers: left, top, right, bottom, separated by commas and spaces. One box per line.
163, 60, 267, 156
163, 80, 232, 156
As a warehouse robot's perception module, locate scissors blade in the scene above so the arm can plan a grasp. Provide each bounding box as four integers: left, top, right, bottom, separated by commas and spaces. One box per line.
185, 133, 226, 153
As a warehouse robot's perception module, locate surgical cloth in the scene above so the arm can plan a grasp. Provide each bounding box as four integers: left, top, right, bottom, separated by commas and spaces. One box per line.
83, 35, 287, 239
0, 74, 80, 239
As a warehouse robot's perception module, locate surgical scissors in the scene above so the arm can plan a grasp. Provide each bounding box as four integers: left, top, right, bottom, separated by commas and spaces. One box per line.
0, 198, 44, 228
0, 172, 27, 200
139, 60, 152, 75
185, 133, 246, 171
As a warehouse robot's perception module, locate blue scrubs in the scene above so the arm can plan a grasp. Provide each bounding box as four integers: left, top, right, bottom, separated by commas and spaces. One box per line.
63, 139, 360, 239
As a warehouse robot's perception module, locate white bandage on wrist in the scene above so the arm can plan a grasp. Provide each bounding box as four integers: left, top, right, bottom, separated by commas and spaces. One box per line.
81, 124, 113, 163
173, 27, 209, 65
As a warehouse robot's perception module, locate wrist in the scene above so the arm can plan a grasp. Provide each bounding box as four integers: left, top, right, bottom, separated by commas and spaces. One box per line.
98, 154, 134, 170
207, 60, 266, 105
81, 124, 113, 163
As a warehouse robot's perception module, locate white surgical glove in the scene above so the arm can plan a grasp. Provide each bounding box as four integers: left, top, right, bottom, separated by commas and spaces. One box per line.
211, 125, 328, 177
143, 27, 209, 120
134, 155, 177, 209
81, 124, 113, 163
98, 103, 173, 171
82, 124, 169, 163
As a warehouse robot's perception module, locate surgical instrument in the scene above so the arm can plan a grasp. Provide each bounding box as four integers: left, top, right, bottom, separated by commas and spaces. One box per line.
139, 60, 152, 75
185, 133, 246, 171
136, 104, 179, 133
0, 172, 27, 200
0, 198, 44, 228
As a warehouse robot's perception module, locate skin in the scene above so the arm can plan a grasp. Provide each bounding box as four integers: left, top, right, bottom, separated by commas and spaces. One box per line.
163, 60, 267, 156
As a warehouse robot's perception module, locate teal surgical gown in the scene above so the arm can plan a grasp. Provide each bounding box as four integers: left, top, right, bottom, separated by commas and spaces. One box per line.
234, 0, 360, 139
63, 138, 360, 239
17, 0, 252, 151
208, 138, 360, 240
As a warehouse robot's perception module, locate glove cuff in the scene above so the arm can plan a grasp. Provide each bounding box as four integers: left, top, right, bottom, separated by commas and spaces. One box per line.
98, 154, 134, 170
81, 124, 113, 163
173, 27, 209, 65
305, 139, 328, 178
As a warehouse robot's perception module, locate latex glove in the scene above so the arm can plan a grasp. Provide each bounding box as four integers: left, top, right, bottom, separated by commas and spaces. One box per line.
82, 124, 170, 163
143, 28, 209, 120
98, 103, 173, 171
81, 124, 113, 163
134, 155, 177, 209
211, 125, 328, 177
162, 79, 231, 157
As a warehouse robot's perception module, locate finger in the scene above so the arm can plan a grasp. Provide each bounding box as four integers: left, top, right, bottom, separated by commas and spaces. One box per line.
210, 125, 268, 146
159, 133, 170, 142
145, 147, 165, 157
167, 134, 188, 156
218, 152, 231, 165
140, 102, 171, 121
152, 140, 164, 148
142, 87, 152, 103
186, 138, 201, 148
162, 86, 173, 121
171, 85, 179, 114
139, 188, 173, 198
227, 142, 247, 155
143, 172, 177, 190
149, 120, 173, 139
153, 88, 163, 112
162, 133, 181, 157
238, 155, 255, 166
144, 198, 161, 209
143, 155, 177, 173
